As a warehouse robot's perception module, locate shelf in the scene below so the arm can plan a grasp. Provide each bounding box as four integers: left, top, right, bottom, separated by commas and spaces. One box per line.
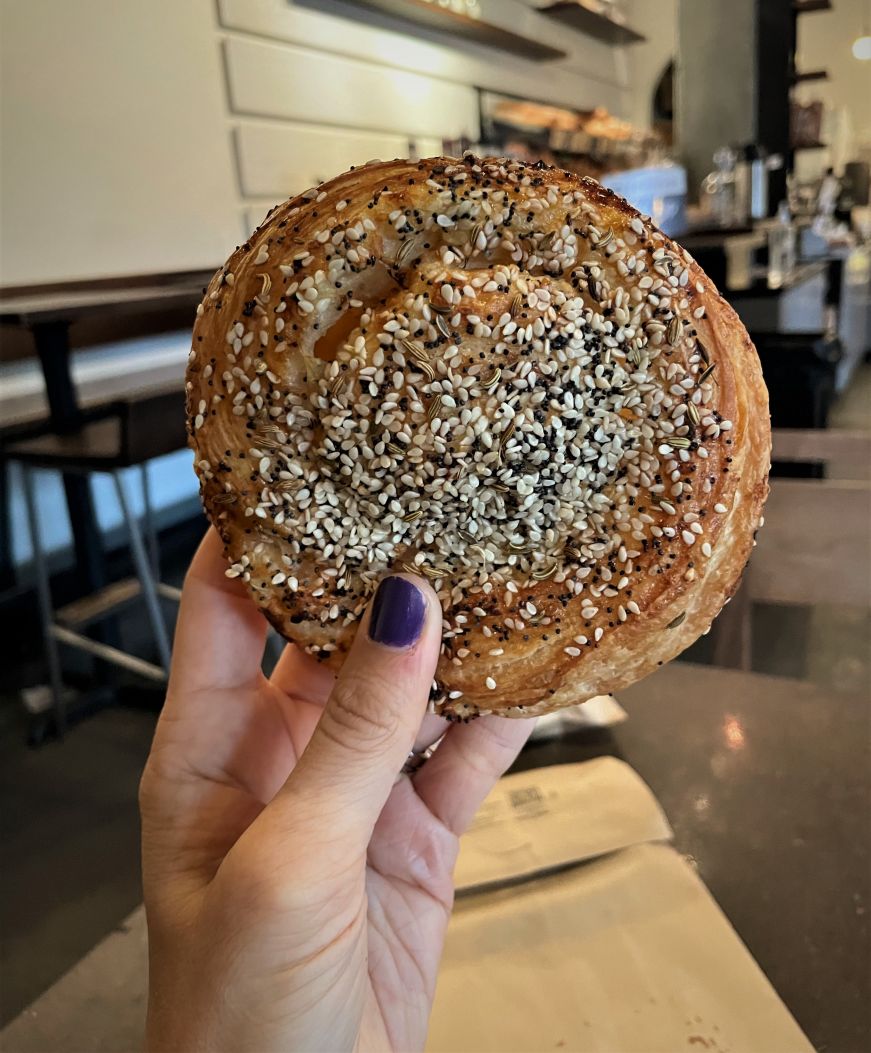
792, 69, 829, 83
540, 0, 646, 44
792, 141, 829, 150
333, 0, 567, 60
793, 0, 832, 12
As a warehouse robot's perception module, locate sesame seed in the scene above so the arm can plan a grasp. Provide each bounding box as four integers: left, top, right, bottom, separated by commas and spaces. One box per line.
485, 676, 497, 690
189, 155, 738, 705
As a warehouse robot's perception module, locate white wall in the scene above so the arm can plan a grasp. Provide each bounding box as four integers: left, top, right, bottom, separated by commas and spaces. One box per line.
0, 0, 241, 286
794, 0, 871, 177
0, 0, 630, 287
1, 0, 633, 566
219, 0, 627, 235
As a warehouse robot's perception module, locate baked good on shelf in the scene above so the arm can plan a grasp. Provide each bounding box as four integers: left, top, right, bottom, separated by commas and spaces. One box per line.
187, 155, 769, 718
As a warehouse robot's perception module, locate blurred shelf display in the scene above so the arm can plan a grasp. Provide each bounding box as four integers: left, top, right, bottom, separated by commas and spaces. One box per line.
791, 70, 829, 83
790, 99, 825, 151
335, 0, 566, 60
793, 0, 832, 12
478, 91, 666, 182
540, 0, 646, 43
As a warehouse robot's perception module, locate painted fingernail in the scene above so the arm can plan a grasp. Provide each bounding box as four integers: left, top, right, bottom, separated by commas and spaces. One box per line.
368, 576, 426, 648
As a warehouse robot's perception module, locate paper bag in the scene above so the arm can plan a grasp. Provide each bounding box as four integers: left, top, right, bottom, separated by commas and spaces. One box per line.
428, 759, 812, 1053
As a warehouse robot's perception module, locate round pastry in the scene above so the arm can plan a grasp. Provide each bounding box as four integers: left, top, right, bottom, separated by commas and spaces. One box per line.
186, 155, 769, 719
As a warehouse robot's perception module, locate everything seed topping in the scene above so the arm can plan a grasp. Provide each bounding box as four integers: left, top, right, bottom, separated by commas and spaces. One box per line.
188, 155, 741, 713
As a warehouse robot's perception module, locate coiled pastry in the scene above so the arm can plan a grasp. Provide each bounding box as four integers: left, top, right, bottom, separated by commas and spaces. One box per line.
187, 155, 769, 718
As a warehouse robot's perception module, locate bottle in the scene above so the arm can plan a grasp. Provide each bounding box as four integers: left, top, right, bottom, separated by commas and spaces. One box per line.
767, 201, 794, 289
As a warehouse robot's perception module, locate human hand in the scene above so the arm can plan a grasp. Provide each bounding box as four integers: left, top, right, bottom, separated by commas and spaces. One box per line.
140, 529, 534, 1052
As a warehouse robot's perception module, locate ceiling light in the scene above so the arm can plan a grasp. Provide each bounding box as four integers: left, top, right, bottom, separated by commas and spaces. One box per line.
852, 34, 871, 59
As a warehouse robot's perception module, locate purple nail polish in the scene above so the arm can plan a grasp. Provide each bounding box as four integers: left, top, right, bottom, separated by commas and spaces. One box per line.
369, 576, 426, 648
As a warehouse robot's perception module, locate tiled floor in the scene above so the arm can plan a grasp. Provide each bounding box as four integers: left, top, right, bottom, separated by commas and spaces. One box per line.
1, 365, 869, 1028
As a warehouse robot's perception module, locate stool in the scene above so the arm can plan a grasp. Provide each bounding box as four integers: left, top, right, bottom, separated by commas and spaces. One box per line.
5, 390, 188, 733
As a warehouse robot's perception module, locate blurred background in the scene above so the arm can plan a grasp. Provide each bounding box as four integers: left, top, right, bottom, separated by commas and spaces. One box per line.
0, 2, 869, 1051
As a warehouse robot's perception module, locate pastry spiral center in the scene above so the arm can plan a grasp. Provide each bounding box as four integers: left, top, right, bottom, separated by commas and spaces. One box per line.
248, 243, 724, 602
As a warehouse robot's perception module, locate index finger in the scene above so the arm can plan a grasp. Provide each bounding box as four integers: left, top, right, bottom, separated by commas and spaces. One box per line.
166, 528, 267, 701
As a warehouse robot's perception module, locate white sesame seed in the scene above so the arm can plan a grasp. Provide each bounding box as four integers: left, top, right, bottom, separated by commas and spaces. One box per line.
485, 676, 497, 690
189, 158, 745, 682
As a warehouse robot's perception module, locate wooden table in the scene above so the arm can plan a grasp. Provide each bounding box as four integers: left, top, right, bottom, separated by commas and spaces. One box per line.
515, 662, 871, 1053
0, 275, 209, 593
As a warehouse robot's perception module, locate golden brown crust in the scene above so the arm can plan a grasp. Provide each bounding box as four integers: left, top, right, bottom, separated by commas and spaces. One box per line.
186, 155, 769, 718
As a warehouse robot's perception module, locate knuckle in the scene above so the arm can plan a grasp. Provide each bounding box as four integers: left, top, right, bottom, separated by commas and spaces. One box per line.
219, 848, 287, 913
320, 674, 399, 756
454, 735, 504, 782
406, 818, 458, 906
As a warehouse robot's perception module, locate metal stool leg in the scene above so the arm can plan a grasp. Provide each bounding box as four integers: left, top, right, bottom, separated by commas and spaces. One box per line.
113, 470, 172, 671
21, 466, 66, 735
140, 463, 160, 578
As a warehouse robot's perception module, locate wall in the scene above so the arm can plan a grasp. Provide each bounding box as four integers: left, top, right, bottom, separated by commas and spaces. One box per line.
675, 0, 758, 199
218, 0, 627, 236
794, 0, 871, 177
0, 0, 629, 288
2, 0, 632, 566
0, 0, 241, 286
623, 0, 677, 134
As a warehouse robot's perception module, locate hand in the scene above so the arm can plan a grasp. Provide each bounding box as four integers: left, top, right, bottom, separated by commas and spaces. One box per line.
140, 529, 534, 1052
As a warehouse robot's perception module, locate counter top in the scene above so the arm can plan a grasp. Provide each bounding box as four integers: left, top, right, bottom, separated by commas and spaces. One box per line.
514, 661, 870, 1053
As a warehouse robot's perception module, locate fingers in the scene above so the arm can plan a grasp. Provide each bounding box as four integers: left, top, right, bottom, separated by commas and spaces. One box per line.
270, 642, 335, 706
268, 574, 441, 852
166, 528, 267, 702
412, 713, 451, 754
412, 715, 536, 836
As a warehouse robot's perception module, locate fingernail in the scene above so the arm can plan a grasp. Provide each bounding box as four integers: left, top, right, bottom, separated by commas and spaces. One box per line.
369, 576, 427, 648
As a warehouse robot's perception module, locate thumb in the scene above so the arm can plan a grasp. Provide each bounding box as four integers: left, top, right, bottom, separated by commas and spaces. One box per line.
272, 573, 442, 850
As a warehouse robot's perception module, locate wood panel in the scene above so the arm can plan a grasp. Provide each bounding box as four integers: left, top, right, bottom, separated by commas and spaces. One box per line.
223, 36, 479, 139
234, 121, 440, 199
748, 479, 871, 607
772, 428, 871, 472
